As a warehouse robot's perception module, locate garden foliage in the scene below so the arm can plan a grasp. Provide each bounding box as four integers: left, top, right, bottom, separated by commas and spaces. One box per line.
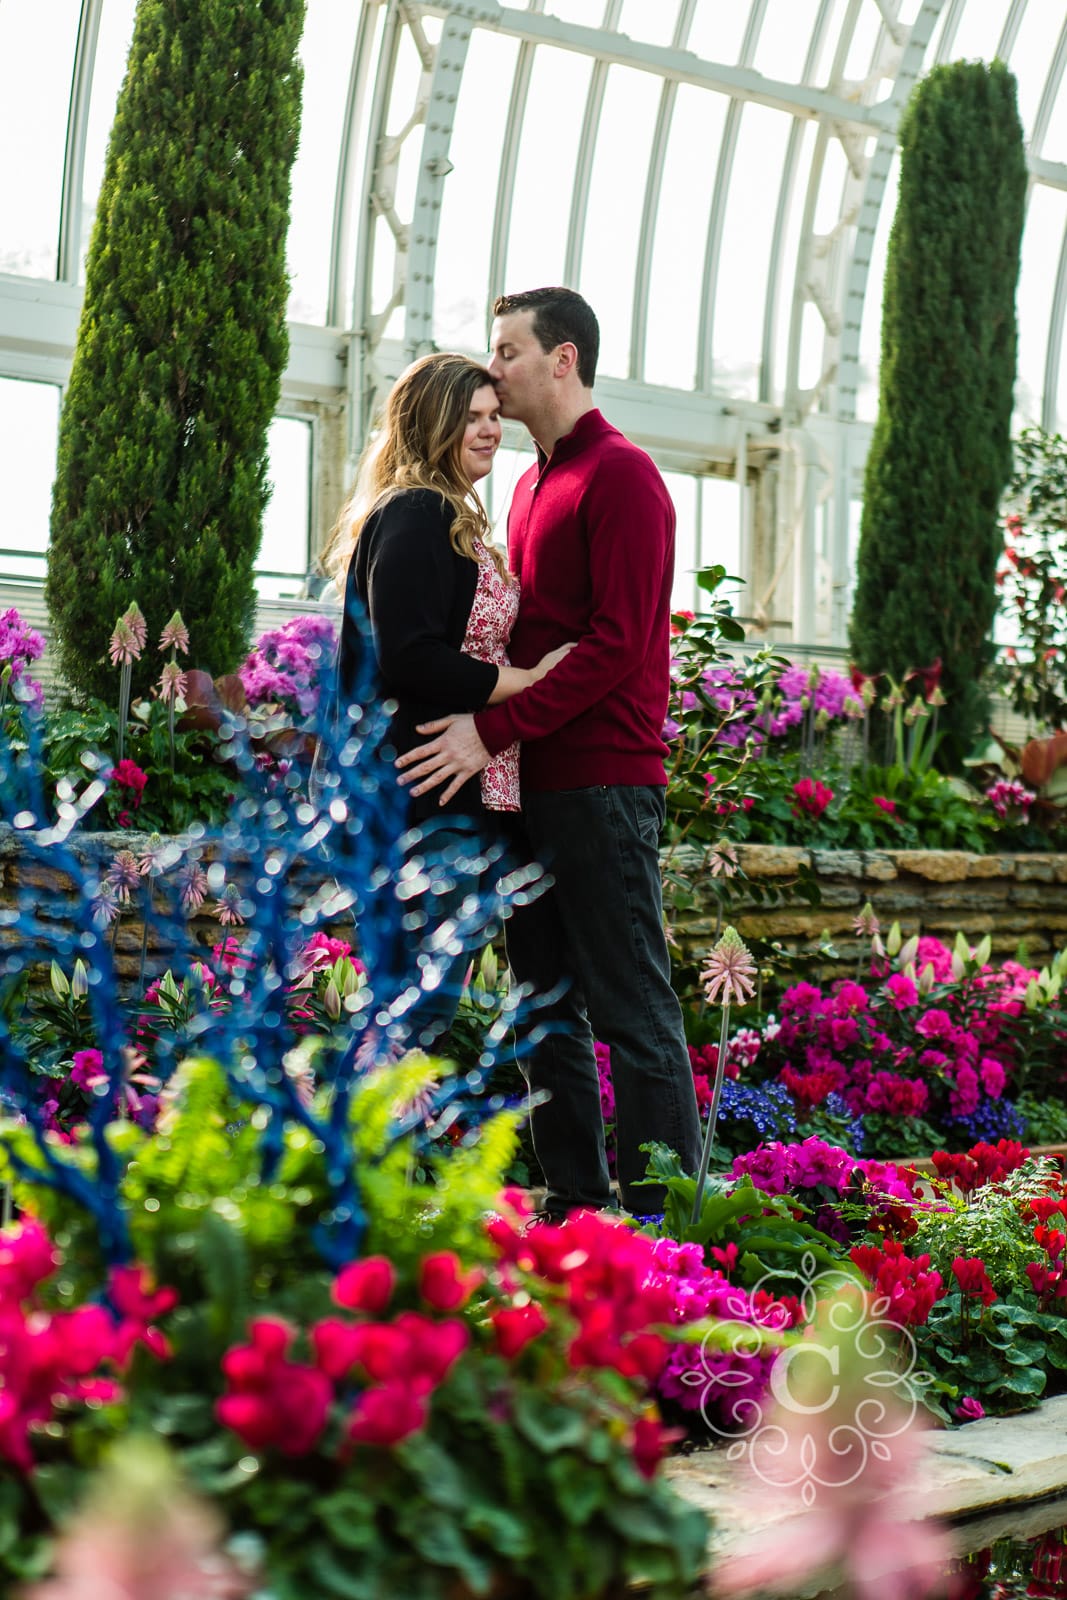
46, 0, 306, 702
996, 426, 1067, 733
849, 60, 1027, 762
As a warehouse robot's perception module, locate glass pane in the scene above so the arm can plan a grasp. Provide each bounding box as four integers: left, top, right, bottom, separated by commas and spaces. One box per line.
1038, 56, 1067, 171
768, 120, 817, 405
578, 65, 662, 377
947, 0, 1014, 66
644, 85, 729, 389
753, 0, 823, 84
287, 0, 362, 324
700, 477, 742, 598
856, 149, 900, 423
661, 471, 698, 612
433, 30, 521, 351
713, 104, 794, 398
1017, 185, 1067, 423
78, 0, 139, 278
0, 379, 60, 578
687, 3, 755, 65
617, 0, 681, 49
1003, 2, 1067, 140
505, 47, 593, 292
369, 22, 429, 344
257, 418, 312, 594
841, 2, 882, 86
0, 0, 81, 277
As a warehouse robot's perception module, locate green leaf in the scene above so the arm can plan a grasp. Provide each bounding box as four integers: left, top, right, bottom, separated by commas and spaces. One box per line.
512, 1391, 588, 1455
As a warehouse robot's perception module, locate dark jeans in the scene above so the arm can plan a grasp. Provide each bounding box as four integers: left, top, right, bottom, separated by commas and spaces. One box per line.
506, 785, 701, 1216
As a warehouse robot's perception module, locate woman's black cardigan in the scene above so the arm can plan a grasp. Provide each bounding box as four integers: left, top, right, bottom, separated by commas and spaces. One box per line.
338, 489, 499, 820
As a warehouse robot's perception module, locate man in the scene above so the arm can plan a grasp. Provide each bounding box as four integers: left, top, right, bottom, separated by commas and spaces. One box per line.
396, 286, 701, 1217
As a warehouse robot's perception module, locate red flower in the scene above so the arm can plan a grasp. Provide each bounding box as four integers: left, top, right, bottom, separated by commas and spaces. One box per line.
347, 1381, 428, 1448
332, 1255, 395, 1315
631, 1414, 679, 1479
491, 1302, 549, 1359
108, 760, 149, 808
872, 795, 896, 815
952, 1257, 996, 1307
1034, 1225, 1066, 1261
311, 1317, 372, 1380
217, 1318, 332, 1456
905, 658, 942, 702
417, 1251, 482, 1312
791, 778, 833, 819
107, 1263, 178, 1364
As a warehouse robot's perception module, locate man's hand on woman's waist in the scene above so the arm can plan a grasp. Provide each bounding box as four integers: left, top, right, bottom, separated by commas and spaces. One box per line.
395, 715, 491, 805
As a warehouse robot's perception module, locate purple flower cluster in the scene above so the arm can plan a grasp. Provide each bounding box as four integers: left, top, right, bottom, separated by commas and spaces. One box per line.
664, 658, 859, 747
649, 1236, 789, 1431
239, 614, 337, 718
0, 607, 45, 711
730, 1136, 913, 1202
763, 663, 856, 737
745, 940, 1049, 1141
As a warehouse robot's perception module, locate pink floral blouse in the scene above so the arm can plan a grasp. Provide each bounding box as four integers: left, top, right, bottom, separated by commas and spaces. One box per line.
461, 547, 520, 812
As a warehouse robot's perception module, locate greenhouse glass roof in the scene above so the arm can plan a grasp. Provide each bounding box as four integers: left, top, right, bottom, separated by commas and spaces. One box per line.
1, 0, 1065, 647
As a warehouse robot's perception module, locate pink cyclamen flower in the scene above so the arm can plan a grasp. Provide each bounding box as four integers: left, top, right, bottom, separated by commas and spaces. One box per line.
701, 926, 757, 1007
872, 796, 896, 815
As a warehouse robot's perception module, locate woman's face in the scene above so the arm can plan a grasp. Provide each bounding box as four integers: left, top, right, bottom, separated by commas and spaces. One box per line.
460, 384, 502, 483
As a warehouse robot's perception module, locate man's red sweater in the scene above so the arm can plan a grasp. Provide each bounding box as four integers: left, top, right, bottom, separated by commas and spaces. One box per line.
474, 409, 674, 792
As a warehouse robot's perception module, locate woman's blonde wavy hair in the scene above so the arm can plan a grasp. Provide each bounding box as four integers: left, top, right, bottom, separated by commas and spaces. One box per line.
323, 352, 508, 588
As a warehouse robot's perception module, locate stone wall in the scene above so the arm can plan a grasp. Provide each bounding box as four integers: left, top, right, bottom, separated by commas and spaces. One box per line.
668, 844, 1067, 968
4, 827, 1067, 986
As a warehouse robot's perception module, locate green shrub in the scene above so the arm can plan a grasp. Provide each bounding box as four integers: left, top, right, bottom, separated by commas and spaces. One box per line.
47, 0, 305, 701
849, 61, 1026, 764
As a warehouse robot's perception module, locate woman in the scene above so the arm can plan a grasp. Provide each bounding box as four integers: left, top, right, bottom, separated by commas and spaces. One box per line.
323, 352, 569, 1046
326, 351, 568, 821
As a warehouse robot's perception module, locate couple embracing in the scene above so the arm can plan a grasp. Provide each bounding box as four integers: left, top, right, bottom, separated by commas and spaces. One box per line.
326, 287, 701, 1219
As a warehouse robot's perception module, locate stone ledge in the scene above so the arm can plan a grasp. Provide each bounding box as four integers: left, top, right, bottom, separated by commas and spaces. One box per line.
668, 844, 1067, 968
669, 1394, 1067, 1590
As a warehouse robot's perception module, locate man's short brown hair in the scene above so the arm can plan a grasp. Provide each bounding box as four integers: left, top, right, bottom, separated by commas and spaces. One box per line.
492, 287, 600, 388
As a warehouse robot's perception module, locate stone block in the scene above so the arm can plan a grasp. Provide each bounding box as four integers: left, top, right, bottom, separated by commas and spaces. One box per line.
889, 851, 976, 883
861, 852, 899, 881
736, 845, 811, 877
1016, 858, 1057, 882
810, 851, 865, 877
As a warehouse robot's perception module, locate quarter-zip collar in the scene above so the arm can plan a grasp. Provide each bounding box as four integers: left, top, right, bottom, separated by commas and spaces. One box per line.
532, 407, 608, 487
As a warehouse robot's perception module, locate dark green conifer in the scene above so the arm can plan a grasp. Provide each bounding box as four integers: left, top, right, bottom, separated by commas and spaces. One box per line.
848, 60, 1026, 763
47, 0, 305, 701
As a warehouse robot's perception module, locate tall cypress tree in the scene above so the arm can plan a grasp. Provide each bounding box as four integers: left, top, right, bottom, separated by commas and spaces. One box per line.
848, 60, 1026, 763
47, 0, 305, 702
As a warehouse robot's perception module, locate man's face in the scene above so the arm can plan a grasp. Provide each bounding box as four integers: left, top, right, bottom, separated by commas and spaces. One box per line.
487, 311, 557, 422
